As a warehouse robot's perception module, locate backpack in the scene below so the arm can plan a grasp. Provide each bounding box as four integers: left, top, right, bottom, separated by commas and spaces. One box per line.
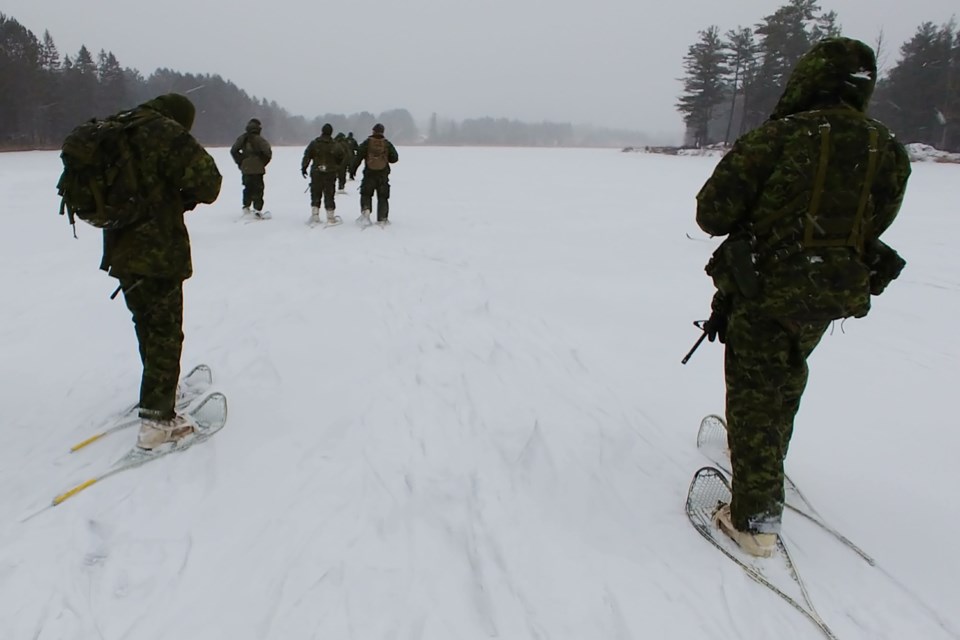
56, 110, 156, 230
310, 137, 338, 172
366, 137, 388, 170
707, 114, 886, 322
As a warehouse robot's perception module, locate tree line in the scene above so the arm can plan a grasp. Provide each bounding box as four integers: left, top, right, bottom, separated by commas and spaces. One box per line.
676, 0, 960, 152
0, 13, 420, 148
0, 13, 654, 151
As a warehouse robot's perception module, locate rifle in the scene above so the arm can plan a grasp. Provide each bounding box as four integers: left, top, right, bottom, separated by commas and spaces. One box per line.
681, 320, 709, 365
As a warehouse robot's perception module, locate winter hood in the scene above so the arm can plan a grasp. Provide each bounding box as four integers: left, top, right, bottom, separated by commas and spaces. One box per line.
771, 37, 877, 120
141, 93, 196, 131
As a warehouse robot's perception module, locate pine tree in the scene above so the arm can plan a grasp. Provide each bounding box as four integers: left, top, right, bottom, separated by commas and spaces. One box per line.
876, 22, 957, 149
723, 27, 758, 142
676, 26, 729, 148
743, 0, 829, 131
39, 29, 59, 70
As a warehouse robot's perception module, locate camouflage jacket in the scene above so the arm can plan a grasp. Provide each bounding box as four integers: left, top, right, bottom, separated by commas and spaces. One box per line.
353, 134, 399, 174
101, 102, 222, 280
334, 135, 351, 170
301, 135, 344, 174
230, 126, 272, 175
696, 38, 911, 321
345, 134, 360, 158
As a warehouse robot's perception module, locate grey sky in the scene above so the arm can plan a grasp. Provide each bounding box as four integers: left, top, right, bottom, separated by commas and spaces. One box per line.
5, 0, 957, 138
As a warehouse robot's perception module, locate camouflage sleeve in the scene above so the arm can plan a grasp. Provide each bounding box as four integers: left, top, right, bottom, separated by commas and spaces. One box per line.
353, 140, 368, 172
870, 134, 911, 239
388, 140, 399, 164
696, 122, 784, 237
230, 135, 244, 166
170, 131, 222, 205
301, 141, 314, 173
258, 136, 273, 165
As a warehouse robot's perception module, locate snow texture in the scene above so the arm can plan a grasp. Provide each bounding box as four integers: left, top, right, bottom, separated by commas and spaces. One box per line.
1, 146, 958, 639
905, 143, 960, 164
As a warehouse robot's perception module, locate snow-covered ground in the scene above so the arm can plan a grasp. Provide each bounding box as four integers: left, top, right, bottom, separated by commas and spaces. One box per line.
1, 146, 957, 639
905, 143, 960, 164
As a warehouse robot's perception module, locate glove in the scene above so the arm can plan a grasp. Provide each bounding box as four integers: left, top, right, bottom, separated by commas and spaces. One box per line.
180, 191, 198, 211
703, 291, 730, 343
301, 168, 308, 178
703, 310, 727, 343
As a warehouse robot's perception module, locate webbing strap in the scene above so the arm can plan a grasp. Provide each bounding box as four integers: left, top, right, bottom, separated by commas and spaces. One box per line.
803, 123, 832, 247
849, 127, 879, 250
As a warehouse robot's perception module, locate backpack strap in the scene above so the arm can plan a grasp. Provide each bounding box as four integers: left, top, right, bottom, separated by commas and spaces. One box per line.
850, 126, 880, 251
756, 118, 881, 263
801, 123, 833, 246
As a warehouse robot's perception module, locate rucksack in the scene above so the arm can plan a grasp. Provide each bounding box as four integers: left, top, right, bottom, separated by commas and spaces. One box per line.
737, 115, 882, 321
310, 137, 339, 172
366, 137, 388, 170
57, 110, 156, 230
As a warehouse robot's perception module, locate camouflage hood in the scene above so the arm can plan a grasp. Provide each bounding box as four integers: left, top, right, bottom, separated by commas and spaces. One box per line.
771, 37, 877, 120
140, 93, 196, 131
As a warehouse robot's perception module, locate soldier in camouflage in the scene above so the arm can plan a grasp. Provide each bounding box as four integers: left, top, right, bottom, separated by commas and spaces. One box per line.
695, 38, 911, 557
301, 123, 345, 225
352, 123, 399, 226
345, 132, 360, 180
334, 132, 350, 192
99, 93, 222, 450
230, 118, 272, 218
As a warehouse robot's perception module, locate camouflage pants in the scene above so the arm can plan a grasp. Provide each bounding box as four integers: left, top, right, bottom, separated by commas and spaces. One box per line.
724, 302, 829, 533
120, 277, 184, 421
310, 171, 337, 210
360, 169, 390, 221
242, 174, 265, 211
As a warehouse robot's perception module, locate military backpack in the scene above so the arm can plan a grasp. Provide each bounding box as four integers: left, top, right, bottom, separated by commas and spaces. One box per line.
310, 138, 339, 172
57, 110, 156, 230
366, 137, 389, 170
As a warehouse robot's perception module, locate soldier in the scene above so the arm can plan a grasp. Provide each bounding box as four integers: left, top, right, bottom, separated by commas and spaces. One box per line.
334, 132, 349, 193
345, 131, 360, 180
352, 123, 399, 226
98, 93, 223, 450
230, 118, 272, 218
695, 38, 911, 557
301, 123, 344, 225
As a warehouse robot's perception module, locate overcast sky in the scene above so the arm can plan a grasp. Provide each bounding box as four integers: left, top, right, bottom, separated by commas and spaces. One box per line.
4, 0, 957, 138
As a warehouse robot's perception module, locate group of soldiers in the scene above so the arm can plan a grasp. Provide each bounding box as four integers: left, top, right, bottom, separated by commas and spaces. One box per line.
69, 38, 911, 564
229, 120, 398, 227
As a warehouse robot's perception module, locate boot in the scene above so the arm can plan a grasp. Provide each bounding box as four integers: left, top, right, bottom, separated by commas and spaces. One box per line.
308, 206, 320, 224
137, 414, 196, 451
326, 209, 340, 224
357, 209, 372, 226
713, 504, 777, 558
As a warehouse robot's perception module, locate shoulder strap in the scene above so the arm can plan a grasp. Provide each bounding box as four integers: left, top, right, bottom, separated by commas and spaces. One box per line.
802, 123, 832, 245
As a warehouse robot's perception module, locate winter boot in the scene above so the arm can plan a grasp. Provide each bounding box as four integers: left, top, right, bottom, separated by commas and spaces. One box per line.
713, 504, 776, 558
357, 209, 372, 227
326, 209, 340, 225
137, 414, 197, 451
308, 206, 320, 224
